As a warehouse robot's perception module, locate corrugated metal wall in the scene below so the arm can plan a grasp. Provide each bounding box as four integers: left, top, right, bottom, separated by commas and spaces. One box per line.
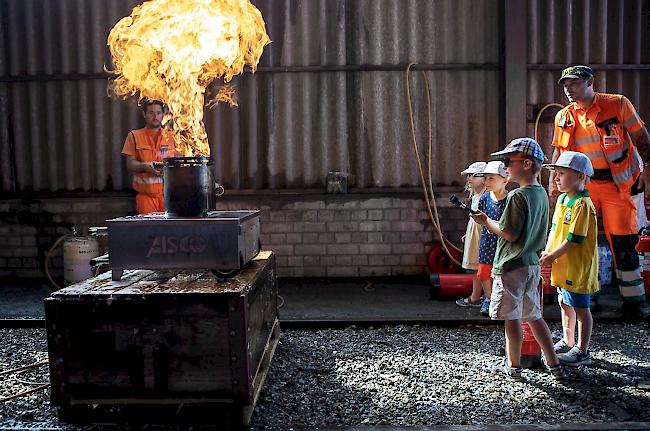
528, 0, 650, 157
1, 0, 648, 193
0, 0, 500, 192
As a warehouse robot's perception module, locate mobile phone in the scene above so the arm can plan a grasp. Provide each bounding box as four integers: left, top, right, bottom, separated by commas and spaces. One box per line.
450, 195, 478, 214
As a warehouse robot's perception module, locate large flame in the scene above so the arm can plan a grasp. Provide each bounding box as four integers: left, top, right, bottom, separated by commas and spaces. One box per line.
107, 0, 270, 156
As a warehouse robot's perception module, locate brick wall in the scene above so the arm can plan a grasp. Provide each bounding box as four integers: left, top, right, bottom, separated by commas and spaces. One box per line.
0, 188, 467, 279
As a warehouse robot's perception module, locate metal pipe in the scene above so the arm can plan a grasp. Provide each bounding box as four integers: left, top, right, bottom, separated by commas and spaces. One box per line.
528, 64, 650, 70
0, 63, 504, 83
9, 61, 649, 83
0, 360, 48, 377
0, 384, 50, 403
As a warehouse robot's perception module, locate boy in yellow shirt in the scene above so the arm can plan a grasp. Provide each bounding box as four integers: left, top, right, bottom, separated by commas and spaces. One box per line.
541, 151, 599, 367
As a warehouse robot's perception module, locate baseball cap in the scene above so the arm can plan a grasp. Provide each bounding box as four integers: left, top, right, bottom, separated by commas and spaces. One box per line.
558, 65, 594, 84
475, 161, 508, 178
461, 161, 487, 176
542, 151, 594, 177
491, 137, 545, 162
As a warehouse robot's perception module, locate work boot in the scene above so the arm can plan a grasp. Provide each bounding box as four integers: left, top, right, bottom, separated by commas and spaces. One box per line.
590, 296, 602, 314
621, 301, 650, 321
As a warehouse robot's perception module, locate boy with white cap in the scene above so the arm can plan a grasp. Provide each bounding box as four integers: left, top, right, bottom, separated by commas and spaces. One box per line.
541, 151, 599, 367
472, 137, 564, 381
472, 161, 509, 316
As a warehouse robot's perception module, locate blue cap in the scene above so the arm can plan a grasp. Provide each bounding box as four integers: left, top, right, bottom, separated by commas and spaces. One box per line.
491, 137, 545, 162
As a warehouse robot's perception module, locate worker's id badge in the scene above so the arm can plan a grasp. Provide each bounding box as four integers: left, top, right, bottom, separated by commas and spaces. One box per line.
159, 145, 173, 159
603, 135, 619, 148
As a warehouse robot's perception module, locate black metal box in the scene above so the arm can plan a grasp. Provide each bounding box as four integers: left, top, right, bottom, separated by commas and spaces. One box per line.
44, 251, 278, 425
106, 210, 261, 280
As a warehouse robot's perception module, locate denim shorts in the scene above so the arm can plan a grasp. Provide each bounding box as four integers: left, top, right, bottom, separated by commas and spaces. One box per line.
557, 287, 590, 309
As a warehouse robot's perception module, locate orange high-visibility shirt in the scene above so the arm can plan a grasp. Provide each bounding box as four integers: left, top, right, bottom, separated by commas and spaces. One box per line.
121, 128, 178, 195
552, 93, 645, 170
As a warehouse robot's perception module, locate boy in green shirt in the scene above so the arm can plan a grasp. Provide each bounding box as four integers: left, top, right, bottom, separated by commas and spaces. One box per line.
472, 138, 565, 381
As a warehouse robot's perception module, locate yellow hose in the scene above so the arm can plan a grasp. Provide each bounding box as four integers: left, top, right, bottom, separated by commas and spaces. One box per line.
534, 103, 564, 182
406, 63, 462, 267
534, 103, 564, 143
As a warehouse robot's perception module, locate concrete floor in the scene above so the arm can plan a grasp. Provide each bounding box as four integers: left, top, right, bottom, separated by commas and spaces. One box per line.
0, 276, 628, 323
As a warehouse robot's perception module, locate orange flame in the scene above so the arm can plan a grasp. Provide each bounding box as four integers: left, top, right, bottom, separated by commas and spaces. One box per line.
107, 0, 270, 156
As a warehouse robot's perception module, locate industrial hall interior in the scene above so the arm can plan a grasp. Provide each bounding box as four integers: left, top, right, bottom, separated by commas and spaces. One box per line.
0, 0, 650, 430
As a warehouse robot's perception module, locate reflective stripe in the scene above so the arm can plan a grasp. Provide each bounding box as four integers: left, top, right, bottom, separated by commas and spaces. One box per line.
603, 145, 627, 163
612, 164, 637, 185
134, 176, 164, 185
623, 112, 641, 130
616, 268, 642, 283
573, 134, 600, 147
579, 148, 607, 160
619, 284, 645, 299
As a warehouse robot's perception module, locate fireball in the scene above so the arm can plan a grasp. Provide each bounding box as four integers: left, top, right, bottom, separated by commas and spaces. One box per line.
107, 0, 270, 156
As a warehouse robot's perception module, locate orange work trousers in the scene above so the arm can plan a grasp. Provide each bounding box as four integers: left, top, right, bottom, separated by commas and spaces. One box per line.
586, 180, 645, 302
136, 193, 165, 214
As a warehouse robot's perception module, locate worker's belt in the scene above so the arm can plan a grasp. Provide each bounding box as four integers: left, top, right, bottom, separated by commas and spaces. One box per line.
591, 169, 614, 181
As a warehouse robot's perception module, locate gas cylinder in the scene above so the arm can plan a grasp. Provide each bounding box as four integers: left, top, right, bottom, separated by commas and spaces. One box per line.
429, 273, 473, 299
63, 236, 100, 285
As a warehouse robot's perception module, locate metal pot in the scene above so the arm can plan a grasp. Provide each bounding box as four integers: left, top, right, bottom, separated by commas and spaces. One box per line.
163, 156, 216, 218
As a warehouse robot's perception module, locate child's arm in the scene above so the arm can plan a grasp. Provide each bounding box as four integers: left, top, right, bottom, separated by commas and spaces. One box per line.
470, 211, 518, 242
540, 240, 578, 267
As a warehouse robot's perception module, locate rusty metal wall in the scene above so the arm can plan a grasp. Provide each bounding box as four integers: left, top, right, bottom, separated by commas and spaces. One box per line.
0, 0, 501, 192
527, 0, 650, 158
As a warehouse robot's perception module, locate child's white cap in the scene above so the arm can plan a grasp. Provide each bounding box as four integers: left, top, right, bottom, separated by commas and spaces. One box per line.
542, 151, 594, 177
475, 161, 508, 178
461, 161, 487, 176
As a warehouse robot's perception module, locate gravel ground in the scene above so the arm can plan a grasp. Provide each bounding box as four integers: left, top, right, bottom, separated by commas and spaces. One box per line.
1, 323, 649, 430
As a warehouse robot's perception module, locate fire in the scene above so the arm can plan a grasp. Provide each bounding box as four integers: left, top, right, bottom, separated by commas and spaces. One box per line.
107, 0, 270, 156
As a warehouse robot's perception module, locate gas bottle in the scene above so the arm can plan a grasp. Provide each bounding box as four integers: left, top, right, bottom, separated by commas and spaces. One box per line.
63, 236, 100, 285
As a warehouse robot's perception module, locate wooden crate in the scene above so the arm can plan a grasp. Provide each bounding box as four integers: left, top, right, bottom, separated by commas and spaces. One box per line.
45, 251, 279, 426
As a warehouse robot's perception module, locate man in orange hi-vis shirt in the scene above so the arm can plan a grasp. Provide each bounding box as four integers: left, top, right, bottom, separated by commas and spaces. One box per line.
121, 100, 178, 214
549, 65, 650, 320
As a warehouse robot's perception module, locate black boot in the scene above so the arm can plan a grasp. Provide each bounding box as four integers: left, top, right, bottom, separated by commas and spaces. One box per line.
590, 296, 602, 314
621, 301, 650, 321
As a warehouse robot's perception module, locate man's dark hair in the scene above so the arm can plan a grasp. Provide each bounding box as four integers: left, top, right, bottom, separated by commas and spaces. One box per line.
141, 99, 164, 114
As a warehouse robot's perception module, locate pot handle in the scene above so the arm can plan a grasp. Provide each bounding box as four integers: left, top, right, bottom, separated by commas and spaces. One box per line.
215, 182, 225, 197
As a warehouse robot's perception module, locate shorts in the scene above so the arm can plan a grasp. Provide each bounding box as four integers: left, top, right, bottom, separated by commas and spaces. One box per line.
477, 264, 493, 281
490, 265, 542, 321
557, 287, 590, 308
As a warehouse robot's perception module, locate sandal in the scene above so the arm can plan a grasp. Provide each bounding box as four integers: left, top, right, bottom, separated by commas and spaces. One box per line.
455, 297, 483, 307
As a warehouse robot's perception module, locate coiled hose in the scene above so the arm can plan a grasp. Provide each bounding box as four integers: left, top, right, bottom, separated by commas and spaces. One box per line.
405, 63, 462, 267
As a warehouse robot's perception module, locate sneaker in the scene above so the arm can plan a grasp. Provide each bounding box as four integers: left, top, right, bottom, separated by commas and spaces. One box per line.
491, 357, 523, 381
480, 299, 490, 316
455, 297, 482, 307
546, 362, 567, 380
558, 346, 592, 367
553, 339, 573, 354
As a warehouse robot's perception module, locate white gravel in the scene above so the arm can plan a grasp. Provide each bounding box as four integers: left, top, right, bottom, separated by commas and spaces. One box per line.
1, 323, 649, 430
